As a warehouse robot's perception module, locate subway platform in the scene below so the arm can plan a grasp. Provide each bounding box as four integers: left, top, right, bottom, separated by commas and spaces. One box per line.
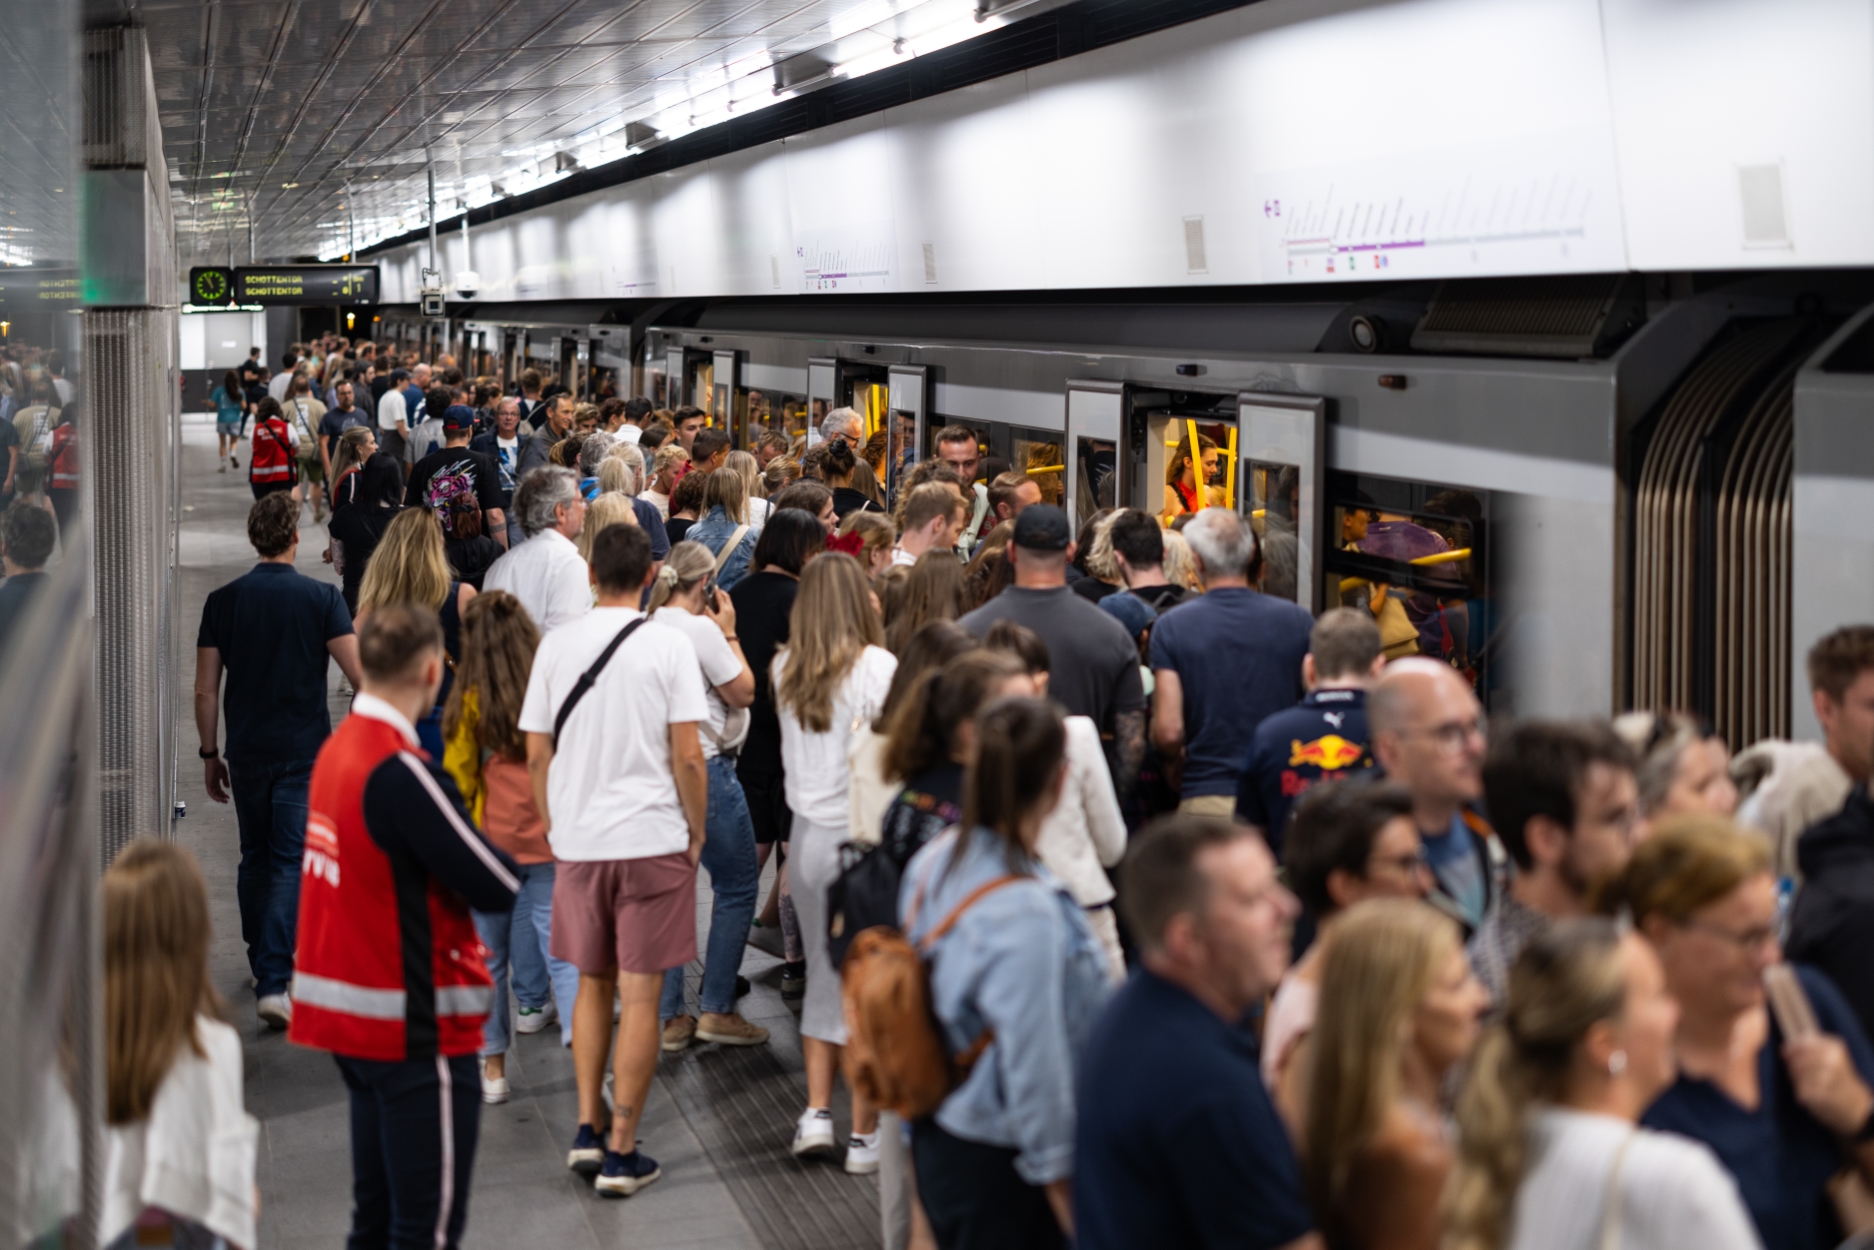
171, 414, 878, 1250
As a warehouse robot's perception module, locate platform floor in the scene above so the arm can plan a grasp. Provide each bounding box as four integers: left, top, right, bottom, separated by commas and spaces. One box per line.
170, 416, 879, 1250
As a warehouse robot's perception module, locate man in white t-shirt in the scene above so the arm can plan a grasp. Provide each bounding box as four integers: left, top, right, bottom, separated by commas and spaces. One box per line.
519, 523, 708, 1198
482, 467, 590, 634
376, 368, 411, 463
650, 567, 768, 1052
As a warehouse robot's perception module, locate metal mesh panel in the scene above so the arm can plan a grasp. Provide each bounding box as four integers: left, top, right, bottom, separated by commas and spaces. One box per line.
86, 305, 179, 862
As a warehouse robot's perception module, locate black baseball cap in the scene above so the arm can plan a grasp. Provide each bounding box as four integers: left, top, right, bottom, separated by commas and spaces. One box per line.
389, 367, 409, 382
1012, 503, 1071, 551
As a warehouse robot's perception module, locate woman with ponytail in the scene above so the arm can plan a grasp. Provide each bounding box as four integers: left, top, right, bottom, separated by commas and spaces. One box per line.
1447, 917, 1758, 1250
643, 541, 768, 1051
1301, 898, 1486, 1250
900, 697, 1113, 1249
774, 552, 897, 1169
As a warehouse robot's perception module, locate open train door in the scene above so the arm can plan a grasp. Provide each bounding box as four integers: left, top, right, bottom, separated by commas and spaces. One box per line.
712, 348, 739, 442
665, 345, 686, 408
1236, 392, 1327, 612
1065, 380, 1125, 530
887, 364, 931, 506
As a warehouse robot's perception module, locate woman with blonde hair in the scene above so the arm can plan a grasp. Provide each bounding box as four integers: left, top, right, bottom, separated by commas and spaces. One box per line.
1161, 528, 1203, 595
576, 492, 637, 564
773, 552, 897, 1172
884, 548, 971, 656
725, 448, 772, 523
836, 509, 895, 577
1302, 898, 1488, 1250
102, 839, 257, 1250
327, 424, 376, 513
356, 506, 476, 755
644, 541, 768, 1050
689, 468, 762, 590
443, 592, 580, 1093
1607, 816, 1874, 1250
1446, 917, 1758, 1250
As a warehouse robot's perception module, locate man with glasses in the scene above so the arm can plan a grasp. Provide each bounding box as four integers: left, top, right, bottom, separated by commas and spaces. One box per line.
1368, 657, 1500, 936
817, 407, 863, 451
1468, 720, 1639, 1006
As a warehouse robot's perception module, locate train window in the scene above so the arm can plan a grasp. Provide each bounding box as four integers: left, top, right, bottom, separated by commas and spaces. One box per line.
1147, 412, 1234, 524
1246, 460, 1302, 600
1075, 436, 1119, 518
1322, 471, 1497, 706
1006, 429, 1065, 508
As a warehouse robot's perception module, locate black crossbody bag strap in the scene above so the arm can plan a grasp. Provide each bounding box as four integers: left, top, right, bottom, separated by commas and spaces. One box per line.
552, 617, 648, 748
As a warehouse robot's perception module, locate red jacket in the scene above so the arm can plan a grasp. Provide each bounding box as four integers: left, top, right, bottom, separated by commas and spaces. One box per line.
47, 424, 77, 488
289, 695, 518, 1061
249, 416, 297, 483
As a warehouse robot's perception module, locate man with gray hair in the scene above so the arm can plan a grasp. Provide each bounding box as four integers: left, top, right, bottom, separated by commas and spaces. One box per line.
818, 407, 864, 450
1150, 507, 1312, 816
483, 466, 591, 633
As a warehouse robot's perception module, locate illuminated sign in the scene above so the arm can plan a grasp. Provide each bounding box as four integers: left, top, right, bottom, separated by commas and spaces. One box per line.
189, 266, 232, 305
0, 268, 81, 308
235, 266, 378, 305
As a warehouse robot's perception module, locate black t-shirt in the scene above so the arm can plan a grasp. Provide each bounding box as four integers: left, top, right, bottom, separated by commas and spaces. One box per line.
0, 416, 20, 492
327, 506, 396, 613
831, 486, 882, 519
237, 358, 264, 386
1129, 583, 1190, 613
959, 585, 1146, 731
446, 534, 503, 591
196, 562, 353, 764
404, 447, 502, 514
731, 570, 798, 778
665, 516, 695, 546
1071, 577, 1122, 604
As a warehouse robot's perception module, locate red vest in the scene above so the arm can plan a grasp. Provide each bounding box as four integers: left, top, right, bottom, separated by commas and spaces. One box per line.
249, 416, 296, 482
289, 713, 493, 1061
47, 425, 77, 488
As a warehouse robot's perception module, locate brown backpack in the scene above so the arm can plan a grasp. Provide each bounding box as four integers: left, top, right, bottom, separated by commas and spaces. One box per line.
840, 875, 1021, 1119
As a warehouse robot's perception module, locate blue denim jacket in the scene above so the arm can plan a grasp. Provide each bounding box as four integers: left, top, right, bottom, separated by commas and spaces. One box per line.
900, 826, 1113, 1184
687, 505, 760, 590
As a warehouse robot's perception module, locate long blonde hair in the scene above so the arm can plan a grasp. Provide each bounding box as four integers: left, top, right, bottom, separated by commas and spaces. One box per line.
776, 552, 882, 733
725, 449, 763, 500
105, 840, 223, 1125
1303, 899, 1459, 1248
1446, 919, 1629, 1250
577, 493, 638, 563
646, 540, 716, 614
330, 424, 375, 482
357, 507, 451, 615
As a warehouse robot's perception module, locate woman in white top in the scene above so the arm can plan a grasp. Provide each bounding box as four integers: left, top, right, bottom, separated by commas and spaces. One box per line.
1447, 917, 1761, 1250
773, 551, 898, 1172
981, 620, 1129, 977
725, 449, 772, 524
646, 541, 770, 1050
102, 840, 258, 1250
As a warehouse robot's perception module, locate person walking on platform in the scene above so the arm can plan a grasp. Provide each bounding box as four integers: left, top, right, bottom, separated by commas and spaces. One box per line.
1150, 508, 1311, 817
517, 522, 709, 1197
210, 368, 244, 472
483, 467, 590, 635
195, 492, 363, 1030
290, 605, 519, 1250
246, 396, 300, 502
376, 368, 412, 467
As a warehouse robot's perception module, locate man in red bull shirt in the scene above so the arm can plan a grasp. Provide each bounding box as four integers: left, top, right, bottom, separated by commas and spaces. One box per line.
1236, 608, 1384, 855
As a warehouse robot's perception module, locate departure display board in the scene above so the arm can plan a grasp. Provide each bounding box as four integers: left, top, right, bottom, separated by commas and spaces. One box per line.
0, 268, 80, 308
236, 266, 378, 305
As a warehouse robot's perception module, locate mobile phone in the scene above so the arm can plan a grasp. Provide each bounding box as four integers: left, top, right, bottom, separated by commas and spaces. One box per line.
704, 573, 720, 611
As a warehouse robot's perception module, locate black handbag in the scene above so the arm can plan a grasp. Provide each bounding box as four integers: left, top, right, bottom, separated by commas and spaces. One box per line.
826, 787, 962, 970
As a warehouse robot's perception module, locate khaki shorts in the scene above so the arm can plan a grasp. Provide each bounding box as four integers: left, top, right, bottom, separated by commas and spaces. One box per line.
1177, 794, 1239, 819
550, 853, 697, 975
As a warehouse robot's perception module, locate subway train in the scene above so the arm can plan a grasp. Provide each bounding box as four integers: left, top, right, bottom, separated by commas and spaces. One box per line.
372, 269, 1874, 749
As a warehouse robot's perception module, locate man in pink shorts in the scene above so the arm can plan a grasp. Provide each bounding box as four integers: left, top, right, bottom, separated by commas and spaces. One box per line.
519, 522, 709, 1197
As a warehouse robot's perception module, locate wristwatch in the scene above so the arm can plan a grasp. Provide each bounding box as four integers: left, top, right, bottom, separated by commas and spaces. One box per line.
198, 746, 219, 760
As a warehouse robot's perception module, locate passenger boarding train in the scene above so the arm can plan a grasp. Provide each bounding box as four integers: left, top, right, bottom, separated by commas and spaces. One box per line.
374, 270, 1874, 752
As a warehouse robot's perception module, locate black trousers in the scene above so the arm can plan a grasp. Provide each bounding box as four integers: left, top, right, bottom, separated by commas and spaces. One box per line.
335, 1053, 482, 1250
912, 1117, 1064, 1250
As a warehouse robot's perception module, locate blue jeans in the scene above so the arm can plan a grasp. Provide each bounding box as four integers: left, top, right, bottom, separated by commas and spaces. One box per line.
661, 755, 759, 1019
229, 757, 314, 997
336, 1053, 481, 1250
473, 862, 581, 1052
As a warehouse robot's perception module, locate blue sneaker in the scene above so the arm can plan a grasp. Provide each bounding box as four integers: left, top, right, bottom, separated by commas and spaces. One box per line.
594, 1148, 661, 1197
567, 1124, 605, 1175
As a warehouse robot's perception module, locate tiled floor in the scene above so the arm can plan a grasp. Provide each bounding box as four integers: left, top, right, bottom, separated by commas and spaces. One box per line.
171, 416, 878, 1249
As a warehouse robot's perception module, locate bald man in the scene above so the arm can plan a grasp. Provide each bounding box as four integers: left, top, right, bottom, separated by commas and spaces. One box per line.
1368, 658, 1503, 936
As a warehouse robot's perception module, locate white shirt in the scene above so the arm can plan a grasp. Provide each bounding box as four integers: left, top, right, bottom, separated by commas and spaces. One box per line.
653, 606, 747, 759
891, 546, 918, 567
775, 644, 897, 827
103, 1016, 258, 1250
51, 376, 74, 405
644, 489, 670, 520
615, 424, 643, 445
518, 607, 709, 861
1033, 715, 1126, 906
747, 496, 773, 525
376, 385, 407, 432
267, 370, 294, 403
1507, 1108, 1761, 1250
483, 529, 591, 634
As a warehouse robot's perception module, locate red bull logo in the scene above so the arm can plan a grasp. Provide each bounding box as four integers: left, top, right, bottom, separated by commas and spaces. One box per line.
1288, 734, 1366, 771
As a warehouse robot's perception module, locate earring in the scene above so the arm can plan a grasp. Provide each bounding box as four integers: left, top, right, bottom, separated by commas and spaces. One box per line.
1608, 1050, 1627, 1076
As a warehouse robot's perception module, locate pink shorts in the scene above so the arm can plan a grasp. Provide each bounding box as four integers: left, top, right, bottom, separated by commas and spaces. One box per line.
550, 854, 697, 975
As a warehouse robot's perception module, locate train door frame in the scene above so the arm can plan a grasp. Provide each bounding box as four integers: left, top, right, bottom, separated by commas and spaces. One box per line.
1236, 392, 1327, 613
1064, 380, 1126, 530
713, 348, 742, 444
666, 345, 686, 408
886, 364, 931, 505
807, 357, 836, 442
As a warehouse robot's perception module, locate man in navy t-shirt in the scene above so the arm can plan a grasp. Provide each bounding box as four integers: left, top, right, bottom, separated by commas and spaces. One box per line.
1150, 509, 1312, 816
1237, 607, 1385, 856
194, 492, 363, 1031
1076, 815, 1316, 1250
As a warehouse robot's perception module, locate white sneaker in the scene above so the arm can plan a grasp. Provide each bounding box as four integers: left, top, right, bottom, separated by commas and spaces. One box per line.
516, 1002, 557, 1034
791, 1108, 838, 1161
844, 1130, 881, 1175
481, 1060, 509, 1105
257, 994, 292, 1030
747, 921, 785, 958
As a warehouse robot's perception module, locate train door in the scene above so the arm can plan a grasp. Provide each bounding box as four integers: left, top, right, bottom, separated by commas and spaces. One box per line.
886, 365, 931, 506
1236, 393, 1327, 611
712, 349, 743, 445
665, 346, 686, 408
1065, 381, 1125, 529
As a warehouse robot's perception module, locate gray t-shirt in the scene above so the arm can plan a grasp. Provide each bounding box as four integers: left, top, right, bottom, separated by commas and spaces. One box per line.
959, 585, 1146, 732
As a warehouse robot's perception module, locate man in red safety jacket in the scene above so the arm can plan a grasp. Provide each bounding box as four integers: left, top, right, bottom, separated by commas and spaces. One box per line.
289, 603, 518, 1250
247, 395, 300, 502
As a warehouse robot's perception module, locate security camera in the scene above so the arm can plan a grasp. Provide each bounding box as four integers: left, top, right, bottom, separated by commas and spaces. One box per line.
456, 270, 480, 298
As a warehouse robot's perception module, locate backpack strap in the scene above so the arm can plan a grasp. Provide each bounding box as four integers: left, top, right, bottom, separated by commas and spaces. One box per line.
551, 616, 649, 748
915, 876, 1023, 954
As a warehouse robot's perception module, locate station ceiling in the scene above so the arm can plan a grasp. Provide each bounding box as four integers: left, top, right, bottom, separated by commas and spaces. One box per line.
135, 0, 1051, 266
